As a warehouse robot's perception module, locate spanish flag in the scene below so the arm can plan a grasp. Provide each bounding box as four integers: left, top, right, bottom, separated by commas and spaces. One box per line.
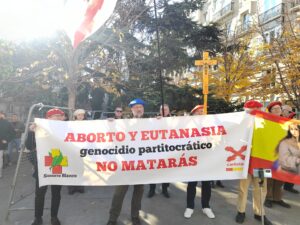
249, 110, 300, 184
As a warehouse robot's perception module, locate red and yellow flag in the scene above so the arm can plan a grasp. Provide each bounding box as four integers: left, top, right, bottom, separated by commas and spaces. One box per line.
250, 111, 300, 184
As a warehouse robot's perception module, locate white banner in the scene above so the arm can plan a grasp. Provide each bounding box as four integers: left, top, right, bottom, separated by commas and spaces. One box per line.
35, 112, 254, 186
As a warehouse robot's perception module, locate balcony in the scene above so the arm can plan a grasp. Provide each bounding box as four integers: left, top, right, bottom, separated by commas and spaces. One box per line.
237, 22, 252, 34
214, 2, 234, 22
290, 0, 300, 12
258, 4, 285, 25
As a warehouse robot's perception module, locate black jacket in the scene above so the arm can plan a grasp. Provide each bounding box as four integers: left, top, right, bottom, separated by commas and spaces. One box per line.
0, 118, 15, 149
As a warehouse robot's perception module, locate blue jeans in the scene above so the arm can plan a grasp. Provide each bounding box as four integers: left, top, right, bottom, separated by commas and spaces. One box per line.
7, 138, 21, 162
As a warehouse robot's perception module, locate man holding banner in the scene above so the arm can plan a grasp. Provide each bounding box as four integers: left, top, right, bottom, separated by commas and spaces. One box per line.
26, 108, 65, 225
106, 99, 146, 225
235, 100, 273, 225
148, 104, 172, 198
184, 105, 215, 219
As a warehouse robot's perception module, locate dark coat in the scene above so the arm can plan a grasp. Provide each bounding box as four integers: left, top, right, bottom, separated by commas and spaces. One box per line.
0, 118, 15, 149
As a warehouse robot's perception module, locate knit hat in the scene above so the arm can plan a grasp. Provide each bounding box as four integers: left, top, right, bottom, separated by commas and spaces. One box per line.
190, 105, 204, 115
267, 101, 282, 112
243, 100, 263, 109
46, 108, 65, 118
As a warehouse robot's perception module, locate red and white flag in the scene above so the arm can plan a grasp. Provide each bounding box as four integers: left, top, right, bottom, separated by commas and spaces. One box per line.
64, 0, 118, 48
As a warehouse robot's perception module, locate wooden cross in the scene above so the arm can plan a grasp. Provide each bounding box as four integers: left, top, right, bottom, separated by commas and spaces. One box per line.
195, 51, 217, 114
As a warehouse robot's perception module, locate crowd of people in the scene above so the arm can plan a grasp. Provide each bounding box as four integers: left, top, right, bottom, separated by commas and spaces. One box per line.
0, 99, 299, 225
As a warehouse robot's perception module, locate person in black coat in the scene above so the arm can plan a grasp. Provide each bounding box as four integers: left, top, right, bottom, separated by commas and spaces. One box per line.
148, 104, 172, 198
26, 108, 65, 225
0, 111, 14, 178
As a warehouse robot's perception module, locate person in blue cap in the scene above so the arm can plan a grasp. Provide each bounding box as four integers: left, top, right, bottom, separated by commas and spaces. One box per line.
106, 98, 145, 225
128, 98, 145, 118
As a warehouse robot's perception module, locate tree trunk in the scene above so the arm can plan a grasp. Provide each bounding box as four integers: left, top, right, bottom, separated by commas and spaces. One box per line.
68, 86, 76, 113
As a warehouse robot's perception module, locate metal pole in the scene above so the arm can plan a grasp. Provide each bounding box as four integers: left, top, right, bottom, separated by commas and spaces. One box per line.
259, 178, 265, 225
153, 0, 165, 116
4, 103, 43, 222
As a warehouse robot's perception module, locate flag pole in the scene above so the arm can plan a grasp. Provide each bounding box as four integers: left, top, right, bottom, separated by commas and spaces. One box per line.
153, 0, 165, 116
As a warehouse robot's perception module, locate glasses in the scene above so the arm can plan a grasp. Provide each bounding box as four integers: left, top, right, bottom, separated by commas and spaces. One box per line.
115, 110, 123, 113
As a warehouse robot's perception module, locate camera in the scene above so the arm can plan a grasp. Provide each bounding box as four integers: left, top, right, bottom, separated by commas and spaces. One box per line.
253, 168, 272, 178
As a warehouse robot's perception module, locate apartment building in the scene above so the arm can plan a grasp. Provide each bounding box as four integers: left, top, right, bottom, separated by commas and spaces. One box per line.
198, 0, 300, 41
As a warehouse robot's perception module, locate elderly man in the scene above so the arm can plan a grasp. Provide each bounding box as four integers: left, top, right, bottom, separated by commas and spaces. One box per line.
235, 100, 273, 225
106, 99, 145, 225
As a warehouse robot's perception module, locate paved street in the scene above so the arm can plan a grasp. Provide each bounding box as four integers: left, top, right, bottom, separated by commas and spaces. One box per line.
1, 157, 299, 225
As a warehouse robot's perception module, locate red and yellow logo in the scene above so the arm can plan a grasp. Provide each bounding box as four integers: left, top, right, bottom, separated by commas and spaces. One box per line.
45, 149, 68, 174
225, 145, 247, 172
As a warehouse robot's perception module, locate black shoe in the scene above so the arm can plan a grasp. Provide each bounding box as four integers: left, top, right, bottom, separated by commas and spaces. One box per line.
216, 180, 225, 188
106, 221, 117, 225
148, 189, 155, 198
132, 217, 141, 225
51, 217, 61, 225
284, 187, 299, 194
162, 189, 170, 198
273, 200, 291, 208
254, 215, 273, 225
264, 199, 272, 208
235, 212, 245, 224
31, 217, 43, 225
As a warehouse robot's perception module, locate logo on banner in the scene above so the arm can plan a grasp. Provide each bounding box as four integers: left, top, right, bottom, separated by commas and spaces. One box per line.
225, 145, 247, 172
45, 149, 68, 174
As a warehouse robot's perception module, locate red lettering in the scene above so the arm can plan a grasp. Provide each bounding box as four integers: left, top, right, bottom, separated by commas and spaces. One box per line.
64, 133, 75, 142
189, 156, 198, 166
150, 130, 159, 140
217, 126, 227, 135
169, 129, 179, 139
168, 158, 177, 168
116, 132, 125, 142
107, 161, 118, 171
141, 131, 149, 140
159, 130, 168, 139
128, 131, 138, 141
147, 159, 156, 169
210, 126, 216, 135
157, 159, 167, 169
96, 162, 107, 171
179, 129, 189, 138
97, 133, 106, 142
191, 128, 201, 137
201, 127, 210, 136
106, 132, 114, 142
121, 160, 135, 171
87, 133, 96, 142
77, 133, 86, 142
136, 160, 147, 170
